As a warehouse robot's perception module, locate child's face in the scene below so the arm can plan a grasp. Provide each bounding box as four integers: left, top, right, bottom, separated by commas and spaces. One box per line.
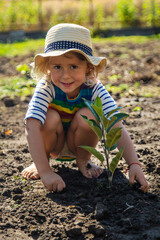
48, 52, 89, 98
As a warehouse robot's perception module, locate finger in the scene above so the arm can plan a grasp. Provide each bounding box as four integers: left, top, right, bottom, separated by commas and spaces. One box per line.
44, 183, 55, 192
48, 186, 55, 192
129, 173, 135, 185
140, 185, 147, 193
136, 175, 149, 191
139, 182, 149, 192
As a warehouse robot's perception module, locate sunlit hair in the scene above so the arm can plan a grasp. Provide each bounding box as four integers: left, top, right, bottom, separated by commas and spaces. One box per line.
31, 51, 100, 87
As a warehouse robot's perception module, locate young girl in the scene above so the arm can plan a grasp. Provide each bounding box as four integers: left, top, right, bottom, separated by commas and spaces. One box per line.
22, 23, 149, 193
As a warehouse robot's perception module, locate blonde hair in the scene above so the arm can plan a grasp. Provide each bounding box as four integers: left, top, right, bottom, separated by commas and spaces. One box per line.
31, 51, 100, 87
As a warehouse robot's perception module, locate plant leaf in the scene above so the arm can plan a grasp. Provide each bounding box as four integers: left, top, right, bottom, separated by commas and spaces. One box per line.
101, 115, 117, 133
92, 105, 103, 117
107, 113, 129, 132
81, 115, 102, 139
82, 98, 100, 121
108, 144, 117, 151
106, 128, 122, 149
79, 146, 104, 163
109, 148, 124, 174
107, 107, 122, 119
95, 96, 102, 108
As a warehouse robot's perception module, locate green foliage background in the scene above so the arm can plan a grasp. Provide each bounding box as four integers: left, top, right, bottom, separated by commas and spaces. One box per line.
0, 0, 160, 31
0, 35, 160, 99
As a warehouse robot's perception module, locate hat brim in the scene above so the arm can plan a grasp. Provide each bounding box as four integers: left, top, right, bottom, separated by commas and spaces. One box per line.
34, 49, 107, 72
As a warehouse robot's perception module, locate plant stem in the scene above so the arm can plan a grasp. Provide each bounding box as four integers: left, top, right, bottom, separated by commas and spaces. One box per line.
100, 122, 112, 187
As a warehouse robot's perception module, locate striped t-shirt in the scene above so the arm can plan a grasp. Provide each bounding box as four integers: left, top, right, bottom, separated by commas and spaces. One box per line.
24, 79, 117, 129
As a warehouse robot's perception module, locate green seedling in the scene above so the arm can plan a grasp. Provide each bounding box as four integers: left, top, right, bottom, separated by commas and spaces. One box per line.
12, 201, 21, 209
13, 175, 21, 179
133, 106, 142, 111
16, 64, 30, 75
79, 96, 129, 187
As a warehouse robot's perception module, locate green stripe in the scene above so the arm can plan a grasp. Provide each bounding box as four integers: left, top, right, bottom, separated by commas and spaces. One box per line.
55, 156, 76, 162
50, 99, 86, 111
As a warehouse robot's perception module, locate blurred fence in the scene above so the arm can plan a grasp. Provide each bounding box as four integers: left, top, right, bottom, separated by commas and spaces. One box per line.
0, 0, 160, 31
0, 0, 160, 33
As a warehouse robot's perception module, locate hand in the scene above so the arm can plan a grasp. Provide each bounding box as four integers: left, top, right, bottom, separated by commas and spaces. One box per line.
40, 170, 66, 192
129, 164, 149, 192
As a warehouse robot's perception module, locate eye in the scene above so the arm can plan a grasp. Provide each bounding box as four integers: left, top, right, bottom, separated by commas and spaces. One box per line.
71, 65, 78, 70
53, 65, 61, 70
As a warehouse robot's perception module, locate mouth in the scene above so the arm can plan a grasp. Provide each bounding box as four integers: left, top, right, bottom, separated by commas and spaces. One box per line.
61, 82, 73, 88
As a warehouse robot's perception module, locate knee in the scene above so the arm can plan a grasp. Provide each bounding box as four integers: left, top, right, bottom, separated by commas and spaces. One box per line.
74, 108, 96, 131
43, 109, 62, 132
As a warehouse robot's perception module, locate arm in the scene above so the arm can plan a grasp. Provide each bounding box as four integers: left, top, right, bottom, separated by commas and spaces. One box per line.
25, 118, 65, 192
115, 121, 149, 192
25, 118, 51, 175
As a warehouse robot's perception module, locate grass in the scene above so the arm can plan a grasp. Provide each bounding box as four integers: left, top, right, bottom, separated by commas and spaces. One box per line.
0, 35, 160, 99
0, 76, 36, 99
0, 34, 160, 57
0, 39, 44, 57
105, 83, 160, 98
92, 34, 160, 45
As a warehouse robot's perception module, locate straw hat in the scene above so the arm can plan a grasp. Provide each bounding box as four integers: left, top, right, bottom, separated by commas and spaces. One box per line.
34, 23, 107, 72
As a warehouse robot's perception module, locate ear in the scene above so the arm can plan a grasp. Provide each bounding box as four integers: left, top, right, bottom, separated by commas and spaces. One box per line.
86, 63, 93, 75
46, 69, 51, 76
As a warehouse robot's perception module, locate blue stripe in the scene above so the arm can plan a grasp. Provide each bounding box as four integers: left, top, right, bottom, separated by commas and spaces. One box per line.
92, 84, 98, 95
28, 108, 46, 116
97, 86, 103, 93
33, 106, 47, 115
100, 93, 110, 99
38, 82, 46, 87
35, 91, 49, 98
103, 100, 114, 106
43, 88, 52, 98
98, 89, 106, 95
103, 104, 116, 112
24, 116, 44, 125
32, 109, 46, 117
27, 112, 45, 122
31, 100, 48, 109
35, 96, 50, 105
36, 88, 52, 98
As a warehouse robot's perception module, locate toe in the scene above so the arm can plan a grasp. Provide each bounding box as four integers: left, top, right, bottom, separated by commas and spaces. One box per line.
91, 168, 99, 178
57, 181, 66, 192
21, 170, 27, 179
86, 170, 92, 178
89, 165, 103, 178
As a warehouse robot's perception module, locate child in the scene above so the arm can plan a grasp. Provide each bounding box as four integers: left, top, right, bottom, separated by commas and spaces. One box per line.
22, 23, 149, 193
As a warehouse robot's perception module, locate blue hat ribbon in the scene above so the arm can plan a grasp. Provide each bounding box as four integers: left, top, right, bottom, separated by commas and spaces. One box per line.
45, 40, 93, 56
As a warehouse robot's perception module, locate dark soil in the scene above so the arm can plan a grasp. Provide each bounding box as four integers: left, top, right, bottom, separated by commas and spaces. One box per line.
0, 40, 160, 240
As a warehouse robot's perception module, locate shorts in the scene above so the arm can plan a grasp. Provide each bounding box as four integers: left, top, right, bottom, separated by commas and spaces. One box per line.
50, 142, 76, 162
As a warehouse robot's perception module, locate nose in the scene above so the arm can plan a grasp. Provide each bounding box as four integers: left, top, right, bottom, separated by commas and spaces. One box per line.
62, 68, 70, 79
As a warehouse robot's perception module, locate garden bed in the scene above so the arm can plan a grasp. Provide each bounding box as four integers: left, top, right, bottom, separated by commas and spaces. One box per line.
0, 39, 160, 240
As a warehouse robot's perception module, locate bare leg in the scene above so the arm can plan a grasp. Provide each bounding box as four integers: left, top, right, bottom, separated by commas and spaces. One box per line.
22, 109, 65, 180
67, 108, 103, 178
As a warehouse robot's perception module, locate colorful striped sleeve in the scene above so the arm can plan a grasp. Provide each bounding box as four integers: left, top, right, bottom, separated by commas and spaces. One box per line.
92, 81, 118, 117
24, 79, 55, 125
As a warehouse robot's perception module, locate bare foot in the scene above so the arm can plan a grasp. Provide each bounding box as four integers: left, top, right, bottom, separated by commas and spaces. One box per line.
21, 163, 39, 180
76, 160, 103, 178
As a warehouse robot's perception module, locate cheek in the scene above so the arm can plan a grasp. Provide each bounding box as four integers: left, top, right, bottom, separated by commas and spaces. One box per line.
50, 71, 58, 81
80, 72, 87, 81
